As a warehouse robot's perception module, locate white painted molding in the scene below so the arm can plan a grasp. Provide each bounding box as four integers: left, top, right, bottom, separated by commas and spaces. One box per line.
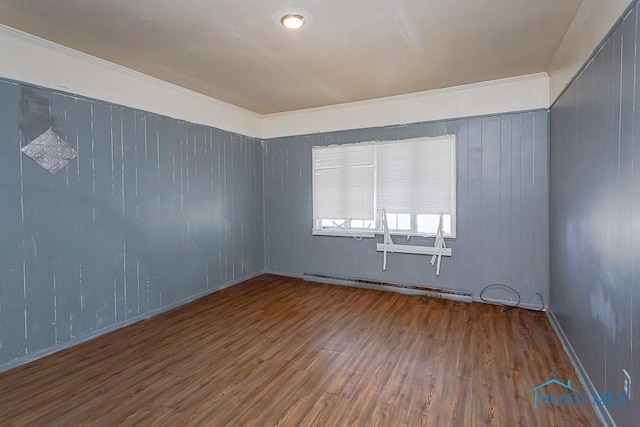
549, 0, 634, 104
0, 24, 262, 138
0, 23, 550, 140
260, 73, 549, 139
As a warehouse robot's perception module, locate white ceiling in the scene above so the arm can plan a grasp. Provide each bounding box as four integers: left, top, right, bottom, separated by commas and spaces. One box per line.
0, 0, 583, 114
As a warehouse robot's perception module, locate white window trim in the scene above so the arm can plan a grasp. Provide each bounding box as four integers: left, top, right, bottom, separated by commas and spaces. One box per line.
311, 229, 454, 239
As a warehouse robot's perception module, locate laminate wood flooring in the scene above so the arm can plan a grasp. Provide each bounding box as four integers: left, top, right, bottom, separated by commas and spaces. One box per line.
0, 274, 599, 426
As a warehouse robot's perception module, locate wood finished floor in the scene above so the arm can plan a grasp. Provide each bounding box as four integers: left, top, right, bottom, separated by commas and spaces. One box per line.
0, 274, 598, 426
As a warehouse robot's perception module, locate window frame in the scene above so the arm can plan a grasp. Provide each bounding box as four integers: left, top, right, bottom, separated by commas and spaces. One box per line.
312, 135, 457, 239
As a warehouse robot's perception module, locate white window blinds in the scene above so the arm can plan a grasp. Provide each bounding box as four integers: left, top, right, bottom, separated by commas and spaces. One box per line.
312, 135, 456, 236
376, 137, 455, 215
312, 143, 376, 220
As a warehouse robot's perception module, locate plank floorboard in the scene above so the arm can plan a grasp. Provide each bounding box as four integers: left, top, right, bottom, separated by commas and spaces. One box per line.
0, 274, 598, 426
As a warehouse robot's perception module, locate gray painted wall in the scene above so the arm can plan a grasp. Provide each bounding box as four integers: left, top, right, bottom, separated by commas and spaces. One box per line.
549, 5, 639, 425
264, 111, 549, 306
0, 79, 264, 370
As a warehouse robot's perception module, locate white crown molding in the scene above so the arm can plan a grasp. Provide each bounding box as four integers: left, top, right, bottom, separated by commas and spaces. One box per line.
548, 0, 634, 104
0, 24, 262, 138
261, 73, 549, 139
0, 23, 550, 140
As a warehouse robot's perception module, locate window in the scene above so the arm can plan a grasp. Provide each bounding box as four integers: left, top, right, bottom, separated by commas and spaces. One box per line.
312, 135, 456, 237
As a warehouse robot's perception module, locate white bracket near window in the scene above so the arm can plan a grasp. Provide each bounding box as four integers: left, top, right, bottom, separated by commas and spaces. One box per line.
376, 209, 451, 275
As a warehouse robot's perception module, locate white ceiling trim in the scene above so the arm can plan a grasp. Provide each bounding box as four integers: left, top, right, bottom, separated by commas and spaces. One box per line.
261, 73, 549, 139
548, 0, 634, 103
1, 23, 548, 140
0, 24, 263, 138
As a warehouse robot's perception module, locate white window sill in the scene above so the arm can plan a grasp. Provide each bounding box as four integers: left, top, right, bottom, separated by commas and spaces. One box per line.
312, 229, 375, 238
312, 229, 456, 239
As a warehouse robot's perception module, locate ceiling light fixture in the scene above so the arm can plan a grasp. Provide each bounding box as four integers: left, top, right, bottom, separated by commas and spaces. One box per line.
281, 14, 305, 29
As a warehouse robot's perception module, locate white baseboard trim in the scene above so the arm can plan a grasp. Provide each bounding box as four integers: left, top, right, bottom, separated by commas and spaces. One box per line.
0, 270, 265, 374
546, 309, 614, 427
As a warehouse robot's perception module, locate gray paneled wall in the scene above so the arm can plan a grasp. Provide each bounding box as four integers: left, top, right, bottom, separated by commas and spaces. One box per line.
263, 111, 549, 305
0, 80, 264, 370
550, 4, 639, 426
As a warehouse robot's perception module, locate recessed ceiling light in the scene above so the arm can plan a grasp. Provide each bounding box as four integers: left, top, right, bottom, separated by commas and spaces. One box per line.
281, 14, 305, 29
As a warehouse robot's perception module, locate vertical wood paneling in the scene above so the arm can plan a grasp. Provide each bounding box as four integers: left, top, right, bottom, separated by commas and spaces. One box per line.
612, 12, 636, 404
633, 8, 640, 423
467, 118, 484, 287
264, 111, 549, 304
518, 113, 535, 299
480, 117, 501, 286
452, 121, 468, 287
22, 91, 56, 354
121, 108, 138, 319
0, 79, 264, 370
92, 102, 116, 329
509, 115, 522, 294
110, 106, 126, 322
0, 83, 24, 362
532, 112, 549, 304
499, 116, 512, 285
549, 4, 640, 425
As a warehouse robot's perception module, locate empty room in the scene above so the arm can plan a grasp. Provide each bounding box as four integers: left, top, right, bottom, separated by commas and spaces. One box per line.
0, 1, 637, 426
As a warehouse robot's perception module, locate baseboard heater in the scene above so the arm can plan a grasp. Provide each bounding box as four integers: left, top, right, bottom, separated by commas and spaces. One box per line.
303, 273, 473, 303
